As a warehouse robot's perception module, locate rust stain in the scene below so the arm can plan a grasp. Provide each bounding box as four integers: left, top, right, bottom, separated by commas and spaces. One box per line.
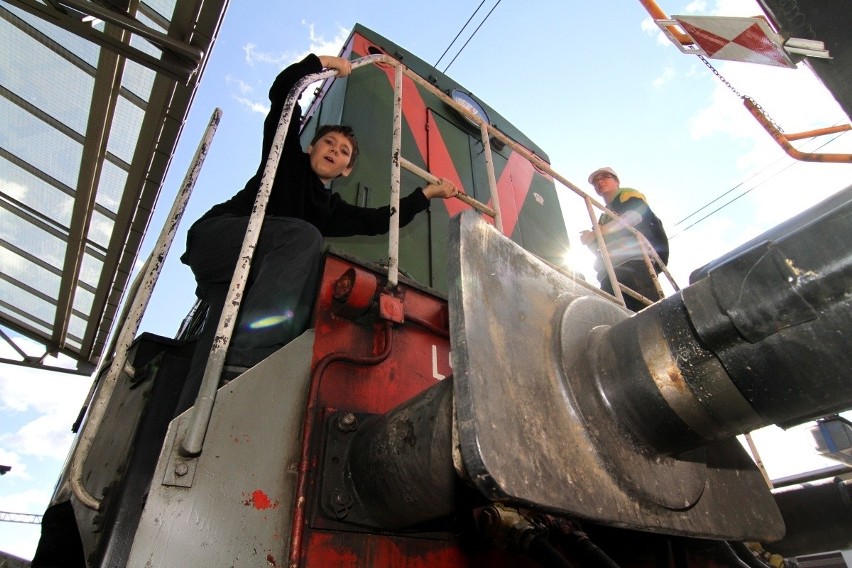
665, 362, 688, 393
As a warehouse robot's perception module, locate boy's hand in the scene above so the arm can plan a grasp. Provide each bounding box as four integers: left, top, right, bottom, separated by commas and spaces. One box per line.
423, 178, 460, 200
318, 55, 352, 77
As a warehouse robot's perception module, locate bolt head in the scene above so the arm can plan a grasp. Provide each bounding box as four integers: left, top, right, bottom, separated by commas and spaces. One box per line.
337, 413, 358, 431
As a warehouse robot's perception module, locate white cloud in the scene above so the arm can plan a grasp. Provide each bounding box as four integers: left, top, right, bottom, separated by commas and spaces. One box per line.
242, 23, 351, 70
684, 1, 708, 13
709, 0, 764, 17
0, 365, 89, 416
667, 212, 749, 282
225, 74, 253, 95
233, 96, 269, 115
233, 23, 352, 117
652, 65, 676, 89
0, 338, 91, 462
242, 42, 289, 67
2, 413, 79, 461
640, 16, 673, 47
0, 489, 50, 561
1, 177, 29, 201
303, 21, 351, 59
690, 61, 847, 144
0, 447, 28, 479
686, 57, 852, 227
0, 488, 50, 513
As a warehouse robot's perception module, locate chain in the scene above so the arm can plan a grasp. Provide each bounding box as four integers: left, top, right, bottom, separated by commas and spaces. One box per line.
698, 54, 784, 133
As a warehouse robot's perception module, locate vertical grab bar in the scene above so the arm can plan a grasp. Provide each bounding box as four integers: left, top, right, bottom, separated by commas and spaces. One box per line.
70, 108, 222, 510
179, 56, 382, 457
387, 63, 403, 288
479, 122, 503, 234
584, 195, 626, 307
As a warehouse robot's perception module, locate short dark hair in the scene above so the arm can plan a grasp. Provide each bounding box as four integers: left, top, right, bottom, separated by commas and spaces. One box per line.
310, 125, 359, 168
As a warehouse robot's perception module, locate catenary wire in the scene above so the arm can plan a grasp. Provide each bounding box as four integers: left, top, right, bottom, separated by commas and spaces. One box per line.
434, 0, 488, 68
443, 0, 504, 73
673, 122, 847, 227
670, 130, 847, 239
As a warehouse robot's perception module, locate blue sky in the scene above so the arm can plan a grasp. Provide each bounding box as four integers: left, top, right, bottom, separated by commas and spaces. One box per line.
2, 0, 851, 559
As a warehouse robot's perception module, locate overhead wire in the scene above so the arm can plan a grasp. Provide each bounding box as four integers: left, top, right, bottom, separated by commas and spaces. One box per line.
673, 123, 846, 227
669, 129, 849, 239
442, 0, 504, 73
434, 0, 487, 68
435, 4, 844, 240
673, 157, 787, 227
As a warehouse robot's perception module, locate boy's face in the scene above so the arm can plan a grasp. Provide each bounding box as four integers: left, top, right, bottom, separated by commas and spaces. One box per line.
308, 131, 354, 184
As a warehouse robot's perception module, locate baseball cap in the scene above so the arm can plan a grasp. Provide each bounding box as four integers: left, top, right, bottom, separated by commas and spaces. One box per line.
588, 167, 619, 184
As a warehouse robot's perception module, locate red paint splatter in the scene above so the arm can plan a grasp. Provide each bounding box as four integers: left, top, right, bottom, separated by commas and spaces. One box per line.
246, 489, 278, 510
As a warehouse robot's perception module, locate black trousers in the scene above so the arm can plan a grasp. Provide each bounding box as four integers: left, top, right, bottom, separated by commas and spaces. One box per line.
175, 214, 322, 413
599, 259, 663, 312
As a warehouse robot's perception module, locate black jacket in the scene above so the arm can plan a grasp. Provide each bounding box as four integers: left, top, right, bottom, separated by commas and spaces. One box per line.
195, 54, 429, 238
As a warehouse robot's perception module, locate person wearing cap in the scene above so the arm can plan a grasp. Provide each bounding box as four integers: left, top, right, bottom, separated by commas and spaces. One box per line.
579, 167, 669, 311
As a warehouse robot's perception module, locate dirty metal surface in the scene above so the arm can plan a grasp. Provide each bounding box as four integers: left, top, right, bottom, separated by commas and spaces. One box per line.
126, 332, 315, 568
447, 211, 784, 540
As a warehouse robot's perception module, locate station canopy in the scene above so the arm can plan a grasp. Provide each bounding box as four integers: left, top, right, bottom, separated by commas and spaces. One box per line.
0, 0, 229, 374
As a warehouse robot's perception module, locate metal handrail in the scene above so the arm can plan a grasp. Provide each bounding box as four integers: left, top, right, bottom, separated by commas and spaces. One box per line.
387, 63, 403, 287
177, 55, 500, 456
374, 53, 676, 306
69, 108, 222, 511
179, 52, 680, 457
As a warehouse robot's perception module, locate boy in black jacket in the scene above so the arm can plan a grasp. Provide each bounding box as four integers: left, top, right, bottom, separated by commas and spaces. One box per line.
179, 53, 456, 401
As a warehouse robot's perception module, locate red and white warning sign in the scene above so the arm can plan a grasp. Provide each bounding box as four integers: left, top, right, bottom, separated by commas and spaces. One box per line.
661, 15, 796, 68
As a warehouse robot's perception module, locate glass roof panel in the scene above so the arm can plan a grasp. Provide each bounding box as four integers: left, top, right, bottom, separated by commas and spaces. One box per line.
0, 157, 74, 227
0, 95, 83, 189
87, 209, 115, 250
0, 205, 67, 271
121, 59, 155, 102
0, 248, 60, 300
96, 160, 129, 213
142, 0, 176, 21
107, 96, 145, 165
4, 4, 101, 68
0, 275, 56, 332
0, 0, 230, 373
72, 282, 95, 316
0, 16, 94, 136
78, 253, 104, 291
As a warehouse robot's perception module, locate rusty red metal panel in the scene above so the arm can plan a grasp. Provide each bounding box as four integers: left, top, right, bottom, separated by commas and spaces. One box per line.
311, 255, 450, 415
303, 530, 537, 567
289, 254, 544, 567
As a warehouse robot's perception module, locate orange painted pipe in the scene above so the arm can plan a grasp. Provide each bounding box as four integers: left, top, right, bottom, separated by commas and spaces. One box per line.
784, 124, 851, 141
744, 98, 852, 163
638, 0, 694, 46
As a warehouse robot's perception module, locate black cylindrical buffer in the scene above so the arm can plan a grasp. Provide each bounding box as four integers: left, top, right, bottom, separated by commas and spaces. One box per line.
346, 376, 457, 528
589, 294, 766, 455
590, 186, 852, 455
770, 476, 852, 556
